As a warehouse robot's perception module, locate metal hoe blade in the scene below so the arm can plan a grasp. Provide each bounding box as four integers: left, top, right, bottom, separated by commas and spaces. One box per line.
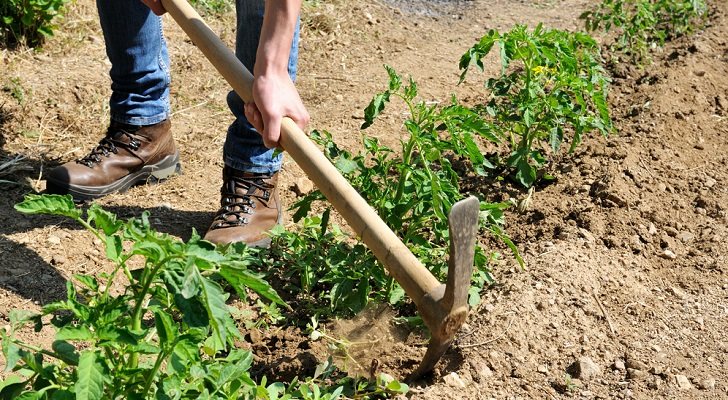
408, 196, 480, 381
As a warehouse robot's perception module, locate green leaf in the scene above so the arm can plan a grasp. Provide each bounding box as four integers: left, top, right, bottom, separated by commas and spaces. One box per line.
384, 65, 402, 92
14, 194, 81, 220
49, 390, 74, 400
73, 274, 99, 292
75, 351, 104, 400
86, 204, 122, 235
153, 308, 178, 349
219, 265, 286, 307
104, 235, 122, 262
56, 326, 94, 341
15, 391, 41, 400
0, 377, 25, 399
51, 340, 79, 365
2, 336, 23, 372
361, 91, 390, 129
334, 155, 359, 175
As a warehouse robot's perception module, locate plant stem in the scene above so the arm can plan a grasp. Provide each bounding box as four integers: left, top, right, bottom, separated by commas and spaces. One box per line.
142, 349, 169, 396
128, 258, 168, 368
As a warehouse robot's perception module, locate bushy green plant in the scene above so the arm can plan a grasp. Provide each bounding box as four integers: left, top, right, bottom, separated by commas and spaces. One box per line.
0, 0, 69, 47
459, 24, 613, 187
2, 195, 409, 399
3, 194, 285, 399
277, 67, 521, 317
581, 0, 708, 63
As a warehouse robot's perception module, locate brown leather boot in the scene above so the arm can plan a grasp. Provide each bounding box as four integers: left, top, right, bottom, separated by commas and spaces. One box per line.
45, 120, 180, 200
204, 166, 282, 247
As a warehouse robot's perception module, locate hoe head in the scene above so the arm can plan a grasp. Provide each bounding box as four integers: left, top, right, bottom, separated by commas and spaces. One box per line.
407, 196, 480, 381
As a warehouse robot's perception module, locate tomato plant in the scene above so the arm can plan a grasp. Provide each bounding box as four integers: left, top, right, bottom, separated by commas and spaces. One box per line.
460, 24, 613, 187
581, 0, 708, 63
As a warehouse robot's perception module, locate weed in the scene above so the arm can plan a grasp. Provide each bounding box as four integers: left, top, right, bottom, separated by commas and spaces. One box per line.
460, 24, 613, 187
3, 77, 27, 105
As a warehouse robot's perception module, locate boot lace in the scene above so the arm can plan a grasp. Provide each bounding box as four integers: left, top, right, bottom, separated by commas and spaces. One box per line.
209, 174, 273, 229
76, 126, 142, 167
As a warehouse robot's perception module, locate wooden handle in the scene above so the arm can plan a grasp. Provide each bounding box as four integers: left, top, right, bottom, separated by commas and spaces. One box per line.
161, 0, 441, 302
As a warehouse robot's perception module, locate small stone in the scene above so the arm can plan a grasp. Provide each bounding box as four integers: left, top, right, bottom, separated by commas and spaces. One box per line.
650, 365, 664, 375
674, 374, 692, 390
698, 378, 716, 390
625, 356, 648, 371
537, 365, 549, 374
47, 235, 61, 245
648, 223, 658, 235
668, 286, 687, 300
628, 368, 648, 380
657, 182, 667, 191
678, 231, 695, 243
477, 365, 494, 380
705, 177, 717, 188
570, 357, 601, 381
292, 177, 314, 196
660, 250, 677, 260
443, 372, 466, 388
335, 94, 344, 102
613, 359, 626, 371
50, 255, 68, 266
578, 228, 595, 243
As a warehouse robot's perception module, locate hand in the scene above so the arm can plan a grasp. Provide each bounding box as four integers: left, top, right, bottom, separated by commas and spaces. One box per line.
244, 72, 310, 149
140, 0, 166, 16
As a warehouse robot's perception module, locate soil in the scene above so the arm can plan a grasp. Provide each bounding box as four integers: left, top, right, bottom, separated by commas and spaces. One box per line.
1, 0, 727, 398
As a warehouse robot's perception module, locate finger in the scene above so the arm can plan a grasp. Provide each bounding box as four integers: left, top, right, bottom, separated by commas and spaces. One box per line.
262, 114, 282, 149
244, 103, 263, 132
140, 0, 166, 15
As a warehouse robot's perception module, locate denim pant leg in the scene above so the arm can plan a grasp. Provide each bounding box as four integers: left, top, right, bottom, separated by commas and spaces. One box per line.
224, 0, 300, 174
97, 0, 171, 126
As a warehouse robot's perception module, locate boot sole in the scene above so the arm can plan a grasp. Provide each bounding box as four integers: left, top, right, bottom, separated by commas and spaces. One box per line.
46, 153, 182, 201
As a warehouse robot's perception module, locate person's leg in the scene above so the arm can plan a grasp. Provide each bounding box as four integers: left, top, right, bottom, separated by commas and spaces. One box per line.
223, 0, 300, 174
204, 0, 300, 246
45, 0, 179, 200
98, 0, 171, 125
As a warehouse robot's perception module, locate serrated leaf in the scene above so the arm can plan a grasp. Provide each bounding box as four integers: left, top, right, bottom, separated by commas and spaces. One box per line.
56, 326, 94, 341
361, 91, 390, 129
75, 351, 104, 400
14, 194, 81, 220
218, 265, 286, 307
154, 309, 178, 349
86, 204, 122, 235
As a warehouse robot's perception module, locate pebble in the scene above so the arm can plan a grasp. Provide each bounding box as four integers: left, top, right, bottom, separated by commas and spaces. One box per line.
678, 231, 695, 243
578, 228, 596, 243
648, 223, 658, 235
50, 255, 68, 266
698, 378, 716, 390
292, 177, 314, 196
657, 182, 667, 191
444, 372, 467, 388
335, 94, 344, 102
660, 250, 677, 260
674, 374, 692, 390
628, 368, 648, 380
650, 366, 664, 375
537, 365, 548, 374
571, 357, 601, 380
625, 356, 648, 371
47, 235, 61, 245
613, 359, 626, 371
668, 286, 688, 300
705, 177, 717, 188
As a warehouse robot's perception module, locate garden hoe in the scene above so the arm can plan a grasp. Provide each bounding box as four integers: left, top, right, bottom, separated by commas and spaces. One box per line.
161, 0, 481, 381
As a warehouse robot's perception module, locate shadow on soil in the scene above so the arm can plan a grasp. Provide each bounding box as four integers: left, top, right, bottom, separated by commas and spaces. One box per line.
0, 105, 216, 305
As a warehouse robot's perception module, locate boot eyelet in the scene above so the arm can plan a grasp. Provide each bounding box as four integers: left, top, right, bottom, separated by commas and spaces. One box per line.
129, 140, 140, 150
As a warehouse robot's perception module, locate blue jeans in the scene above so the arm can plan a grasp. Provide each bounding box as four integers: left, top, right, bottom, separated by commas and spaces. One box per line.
96, 0, 299, 174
